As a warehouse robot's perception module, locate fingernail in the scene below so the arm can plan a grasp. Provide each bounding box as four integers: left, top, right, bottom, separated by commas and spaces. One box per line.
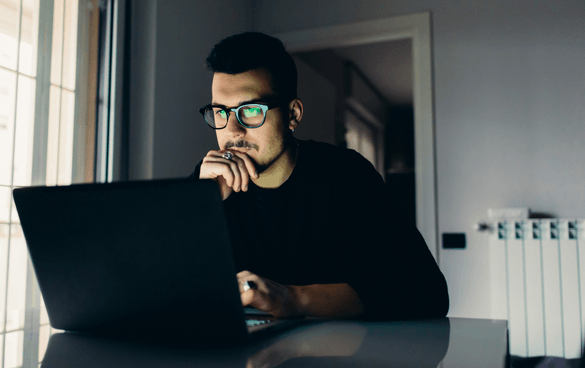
254, 172, 259, 178
244, 185, 248, 191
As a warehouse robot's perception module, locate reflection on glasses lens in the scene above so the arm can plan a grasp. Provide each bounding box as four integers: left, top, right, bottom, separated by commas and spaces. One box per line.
238, 105, 264, 126
203, 109, 220, 128
204, 104, 266, 129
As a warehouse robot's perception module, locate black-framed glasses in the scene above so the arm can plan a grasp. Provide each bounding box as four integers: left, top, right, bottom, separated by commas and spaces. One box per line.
199, 101, 282, 129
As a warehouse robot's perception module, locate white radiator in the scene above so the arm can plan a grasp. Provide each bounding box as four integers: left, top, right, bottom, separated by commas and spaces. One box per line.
488, 219, 585, 358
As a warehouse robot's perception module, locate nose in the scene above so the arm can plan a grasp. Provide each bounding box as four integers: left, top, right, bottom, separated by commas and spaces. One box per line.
224, 111, 246, 134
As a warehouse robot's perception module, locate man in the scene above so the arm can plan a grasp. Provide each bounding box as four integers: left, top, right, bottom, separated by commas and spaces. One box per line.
191, 32, 449, 320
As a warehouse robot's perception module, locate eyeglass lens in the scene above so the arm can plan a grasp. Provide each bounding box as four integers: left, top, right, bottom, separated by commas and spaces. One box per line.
204, 105, 265, 128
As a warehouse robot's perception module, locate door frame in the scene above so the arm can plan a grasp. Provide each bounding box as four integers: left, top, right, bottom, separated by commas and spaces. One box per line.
275, 12, 439, 261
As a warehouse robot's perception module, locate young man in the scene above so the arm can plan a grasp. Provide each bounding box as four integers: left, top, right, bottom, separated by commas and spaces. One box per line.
191, 32, 449, 320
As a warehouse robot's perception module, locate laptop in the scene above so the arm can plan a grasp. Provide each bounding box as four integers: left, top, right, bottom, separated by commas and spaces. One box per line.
13, 179, 302, 345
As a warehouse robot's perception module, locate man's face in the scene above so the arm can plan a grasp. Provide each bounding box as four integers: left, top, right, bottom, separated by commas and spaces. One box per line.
211, 68, 292, 173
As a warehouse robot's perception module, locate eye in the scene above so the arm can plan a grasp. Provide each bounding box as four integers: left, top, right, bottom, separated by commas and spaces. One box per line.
216, 110, 227, 119
242, 107, 262, 118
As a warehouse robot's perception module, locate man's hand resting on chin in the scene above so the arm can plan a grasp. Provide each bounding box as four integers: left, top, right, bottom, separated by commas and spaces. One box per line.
199, 150, 258, 201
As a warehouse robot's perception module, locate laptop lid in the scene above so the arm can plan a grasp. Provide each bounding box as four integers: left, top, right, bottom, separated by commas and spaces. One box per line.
13, 179, 249, 345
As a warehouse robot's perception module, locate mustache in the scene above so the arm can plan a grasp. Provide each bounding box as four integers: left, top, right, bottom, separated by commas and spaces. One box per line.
224, 140, 258, 151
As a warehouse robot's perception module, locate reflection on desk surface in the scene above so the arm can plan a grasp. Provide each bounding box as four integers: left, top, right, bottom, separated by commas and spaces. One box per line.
244, 318, 450, 368
5, 315, 508, 368
37, 319, 456, 368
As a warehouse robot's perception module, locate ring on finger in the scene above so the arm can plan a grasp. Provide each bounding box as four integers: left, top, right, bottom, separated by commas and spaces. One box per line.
242, 281, 256, 291
222, 151, 233, 160
242, 281, 250, 291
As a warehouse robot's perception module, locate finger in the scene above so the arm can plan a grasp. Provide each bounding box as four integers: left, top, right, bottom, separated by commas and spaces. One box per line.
206, 151, 243, 189
241, 290, 255, 306
237, 270, 254, 278
237, 271, 252, 293
232, 151, 259, 179
237, 272, 271, 292
241, 290, 271, 311
243, 277, 268, 294
226, 154, 250, 192
240, 280, 258, 293
202, 157, 236, 188
234, 157, 250, 191
238, 279, 254, 294
208, 150, 254, 189
237, 273, 263, 286
218, 151, 242, 192
236, 272, 265, 294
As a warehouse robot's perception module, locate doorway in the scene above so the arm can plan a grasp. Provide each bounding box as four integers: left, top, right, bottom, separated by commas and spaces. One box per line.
275, 12, 438, 260
292, 39, 415, 226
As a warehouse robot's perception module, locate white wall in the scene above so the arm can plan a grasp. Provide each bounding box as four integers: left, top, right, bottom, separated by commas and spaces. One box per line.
129, 0, 253, 180
253, 0, 585, 318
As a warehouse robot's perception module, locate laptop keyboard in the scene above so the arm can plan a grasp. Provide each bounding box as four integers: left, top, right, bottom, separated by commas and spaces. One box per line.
246, 319, 273, 327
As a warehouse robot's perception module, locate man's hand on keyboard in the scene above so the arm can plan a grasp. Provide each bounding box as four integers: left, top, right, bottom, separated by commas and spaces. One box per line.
237, 270, 301, 318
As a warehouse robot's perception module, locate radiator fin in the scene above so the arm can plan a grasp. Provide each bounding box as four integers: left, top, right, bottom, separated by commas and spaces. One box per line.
490, 219, 584, 358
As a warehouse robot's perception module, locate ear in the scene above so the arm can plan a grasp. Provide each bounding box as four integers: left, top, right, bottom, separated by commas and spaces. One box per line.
288, 98, 303, 131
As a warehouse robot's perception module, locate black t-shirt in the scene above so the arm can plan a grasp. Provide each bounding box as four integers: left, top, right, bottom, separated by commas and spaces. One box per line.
189, 139, 449, 320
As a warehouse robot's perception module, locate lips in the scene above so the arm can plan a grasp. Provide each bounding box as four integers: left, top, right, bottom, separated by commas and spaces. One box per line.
228, 147, 250, 153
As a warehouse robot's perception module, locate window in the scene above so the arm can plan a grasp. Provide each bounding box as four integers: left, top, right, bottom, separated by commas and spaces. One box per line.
344, 102, 386, 179
0, 0, 97, 365
345, 109, 377, 167
343, 62, 386, 179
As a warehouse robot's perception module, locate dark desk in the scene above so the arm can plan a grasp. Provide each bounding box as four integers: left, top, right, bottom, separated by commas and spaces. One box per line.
28, 315, 507, 368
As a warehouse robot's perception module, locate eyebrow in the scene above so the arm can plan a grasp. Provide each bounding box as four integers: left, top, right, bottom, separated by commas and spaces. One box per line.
210, 97, 273, 109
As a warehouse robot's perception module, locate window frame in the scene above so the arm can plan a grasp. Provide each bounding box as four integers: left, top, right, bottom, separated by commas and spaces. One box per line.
0, 0, 100, 365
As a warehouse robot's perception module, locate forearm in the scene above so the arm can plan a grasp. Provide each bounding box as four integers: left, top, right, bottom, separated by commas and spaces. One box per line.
291, 283, 365, 318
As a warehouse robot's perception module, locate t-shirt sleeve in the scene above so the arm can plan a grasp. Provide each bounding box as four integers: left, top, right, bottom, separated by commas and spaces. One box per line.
339, 151, 449, 321
188, 161, 203, 180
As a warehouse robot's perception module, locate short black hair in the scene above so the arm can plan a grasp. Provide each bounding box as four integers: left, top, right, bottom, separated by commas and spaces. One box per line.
205, 32, 297, 101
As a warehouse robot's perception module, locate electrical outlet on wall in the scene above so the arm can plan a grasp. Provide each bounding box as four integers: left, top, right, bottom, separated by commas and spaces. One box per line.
442, 233, 466, 249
